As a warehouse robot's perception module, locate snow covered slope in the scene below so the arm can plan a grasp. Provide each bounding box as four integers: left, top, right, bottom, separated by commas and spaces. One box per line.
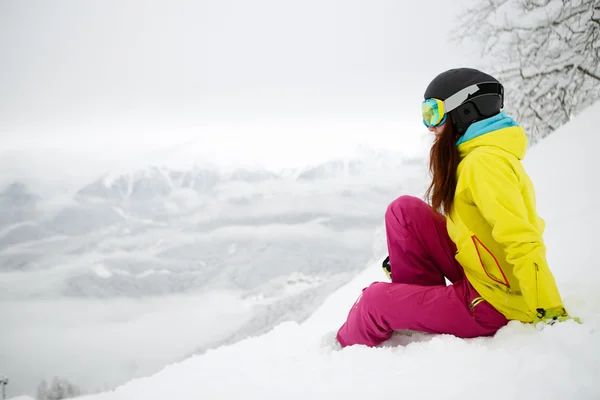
30, 103, 600, 400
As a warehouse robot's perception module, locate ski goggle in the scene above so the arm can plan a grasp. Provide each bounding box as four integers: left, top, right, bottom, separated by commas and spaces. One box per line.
422, 98, 448, 128
422, 82, 502, 128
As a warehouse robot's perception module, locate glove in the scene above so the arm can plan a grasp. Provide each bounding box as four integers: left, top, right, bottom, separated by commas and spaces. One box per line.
382, 255, 392, 281
533, 307, 581, 329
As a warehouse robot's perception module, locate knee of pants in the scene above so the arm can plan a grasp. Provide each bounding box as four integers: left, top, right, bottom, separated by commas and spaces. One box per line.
357, 282, 390, 313
385, 195, 428, 226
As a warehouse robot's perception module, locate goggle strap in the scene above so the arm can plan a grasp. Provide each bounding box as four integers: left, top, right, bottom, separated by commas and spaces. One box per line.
443, 81, 502, 113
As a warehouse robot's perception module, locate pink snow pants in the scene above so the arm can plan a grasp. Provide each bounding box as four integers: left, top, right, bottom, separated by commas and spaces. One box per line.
336, 195, 508, 347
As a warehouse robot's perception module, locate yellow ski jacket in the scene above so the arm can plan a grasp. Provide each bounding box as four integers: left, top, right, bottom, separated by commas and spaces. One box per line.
446, 124, 566, 322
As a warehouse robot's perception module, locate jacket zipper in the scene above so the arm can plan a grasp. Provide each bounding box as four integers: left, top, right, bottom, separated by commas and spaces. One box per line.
535, 263, 545, 319
469, 296, 486, 319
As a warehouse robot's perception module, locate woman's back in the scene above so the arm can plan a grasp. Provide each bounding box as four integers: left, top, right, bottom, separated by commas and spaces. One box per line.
447, 121, 563, 322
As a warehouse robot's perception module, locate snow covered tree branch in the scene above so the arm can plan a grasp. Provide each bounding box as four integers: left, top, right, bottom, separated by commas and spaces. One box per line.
452, 0, 600, 144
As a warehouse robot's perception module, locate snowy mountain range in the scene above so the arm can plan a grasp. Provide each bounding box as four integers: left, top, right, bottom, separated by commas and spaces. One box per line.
0, 148, 426, 250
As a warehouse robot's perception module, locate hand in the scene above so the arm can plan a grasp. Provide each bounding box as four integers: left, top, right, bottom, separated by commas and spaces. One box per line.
533, 307, 581, 329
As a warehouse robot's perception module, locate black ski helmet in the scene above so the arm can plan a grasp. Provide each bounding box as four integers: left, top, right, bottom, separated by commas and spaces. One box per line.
424, 67, 504, 135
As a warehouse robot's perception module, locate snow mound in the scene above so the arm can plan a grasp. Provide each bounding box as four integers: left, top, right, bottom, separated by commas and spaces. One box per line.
62, 103, 600, 400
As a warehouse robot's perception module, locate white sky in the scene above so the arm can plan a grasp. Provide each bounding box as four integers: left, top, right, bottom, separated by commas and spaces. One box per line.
0, 0, 482, 169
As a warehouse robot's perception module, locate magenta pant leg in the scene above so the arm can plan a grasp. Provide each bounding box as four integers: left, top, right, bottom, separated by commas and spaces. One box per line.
336, 281, 505, 347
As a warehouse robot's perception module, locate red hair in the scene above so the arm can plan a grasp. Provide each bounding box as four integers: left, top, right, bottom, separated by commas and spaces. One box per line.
424, 119, 460, 216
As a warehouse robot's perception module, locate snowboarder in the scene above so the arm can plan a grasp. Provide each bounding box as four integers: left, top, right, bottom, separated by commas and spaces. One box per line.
336, 67, 578, 348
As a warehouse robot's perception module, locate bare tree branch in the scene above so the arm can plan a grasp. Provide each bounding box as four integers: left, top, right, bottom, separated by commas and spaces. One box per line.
451, 0, 600, 144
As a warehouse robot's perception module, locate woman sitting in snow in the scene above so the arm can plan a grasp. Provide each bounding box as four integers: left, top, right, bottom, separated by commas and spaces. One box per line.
336, 67, 578, 348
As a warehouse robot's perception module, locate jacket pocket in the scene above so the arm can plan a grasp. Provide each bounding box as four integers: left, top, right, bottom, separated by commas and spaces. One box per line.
472, 235, 510, 288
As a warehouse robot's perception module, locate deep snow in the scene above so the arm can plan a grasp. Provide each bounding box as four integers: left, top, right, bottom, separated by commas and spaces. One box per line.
24, 102, 596, 400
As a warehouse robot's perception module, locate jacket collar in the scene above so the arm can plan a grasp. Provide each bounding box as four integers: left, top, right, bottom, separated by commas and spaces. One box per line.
457, 112, 528, 160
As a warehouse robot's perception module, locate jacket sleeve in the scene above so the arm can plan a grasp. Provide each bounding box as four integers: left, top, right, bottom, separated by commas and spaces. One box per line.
463, 150, 564, 317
